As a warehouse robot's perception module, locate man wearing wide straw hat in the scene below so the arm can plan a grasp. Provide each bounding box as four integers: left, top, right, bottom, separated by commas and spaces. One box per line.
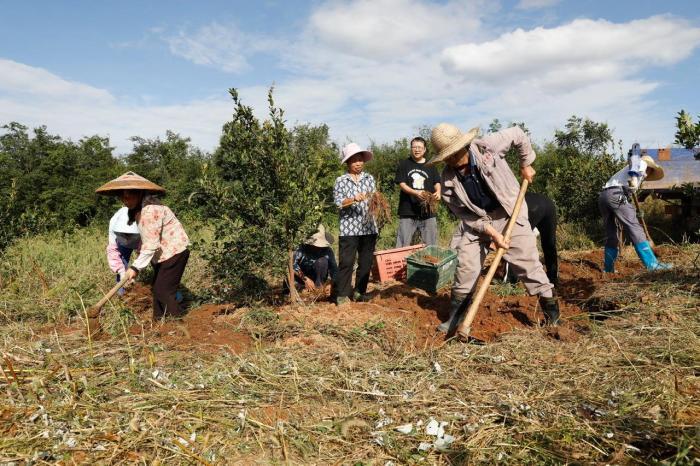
428, 123, 559, 333
96, 172, 190, 320
599, 144, 671, 272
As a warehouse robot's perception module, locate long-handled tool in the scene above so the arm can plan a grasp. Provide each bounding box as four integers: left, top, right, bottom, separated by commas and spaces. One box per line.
456, 179, 529, 341
631, 191, 655, 248
85, 274, 130, 334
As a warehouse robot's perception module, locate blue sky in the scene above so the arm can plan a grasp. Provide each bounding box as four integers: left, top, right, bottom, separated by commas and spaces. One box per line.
1, 0, 699, 154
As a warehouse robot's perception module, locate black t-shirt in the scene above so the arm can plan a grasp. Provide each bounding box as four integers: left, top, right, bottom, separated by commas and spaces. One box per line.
395, 157, 441, 218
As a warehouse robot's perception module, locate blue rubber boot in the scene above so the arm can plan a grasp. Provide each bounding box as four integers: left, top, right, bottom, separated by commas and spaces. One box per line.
634, 241, 672, 271
603, 247, 618, 273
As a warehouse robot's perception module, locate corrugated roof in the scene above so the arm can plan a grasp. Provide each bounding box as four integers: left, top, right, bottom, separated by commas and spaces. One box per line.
640, 147, 700, 191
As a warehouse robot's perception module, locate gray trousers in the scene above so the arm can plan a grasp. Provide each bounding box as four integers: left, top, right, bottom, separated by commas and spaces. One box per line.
598, 187, 646, 248
395, 217, 438, 247
450, 208, 553, 296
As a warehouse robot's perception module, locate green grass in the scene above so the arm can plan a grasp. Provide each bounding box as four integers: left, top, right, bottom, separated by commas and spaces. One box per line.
0, 224, 212, 323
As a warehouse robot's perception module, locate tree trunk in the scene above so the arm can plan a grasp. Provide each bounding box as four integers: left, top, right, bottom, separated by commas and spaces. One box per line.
288, 248, 301, 303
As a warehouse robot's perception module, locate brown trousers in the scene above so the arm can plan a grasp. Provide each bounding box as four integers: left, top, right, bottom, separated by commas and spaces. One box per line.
152, 249, 189, 319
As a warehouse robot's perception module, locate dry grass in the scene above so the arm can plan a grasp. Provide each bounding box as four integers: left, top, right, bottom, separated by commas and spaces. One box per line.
1, 245, 698, 464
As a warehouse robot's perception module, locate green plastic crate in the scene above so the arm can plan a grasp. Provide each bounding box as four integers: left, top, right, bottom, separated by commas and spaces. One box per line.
406, 245, 458, 294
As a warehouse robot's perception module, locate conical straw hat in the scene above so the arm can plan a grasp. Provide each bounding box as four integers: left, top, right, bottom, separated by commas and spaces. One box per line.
95, 171, 165, 195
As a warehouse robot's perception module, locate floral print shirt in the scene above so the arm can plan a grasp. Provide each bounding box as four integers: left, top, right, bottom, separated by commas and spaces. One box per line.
333, 172, 378, 237
132, 205, 189, 270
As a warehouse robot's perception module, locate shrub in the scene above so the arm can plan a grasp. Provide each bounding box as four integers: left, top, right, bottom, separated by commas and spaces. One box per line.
198, 88, 339, 302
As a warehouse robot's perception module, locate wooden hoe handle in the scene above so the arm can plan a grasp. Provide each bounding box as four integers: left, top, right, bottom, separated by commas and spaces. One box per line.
456, 179, 529, 340
86, 274, 131, 318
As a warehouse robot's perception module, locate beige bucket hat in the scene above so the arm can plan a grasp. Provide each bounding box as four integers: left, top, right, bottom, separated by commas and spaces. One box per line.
305, 224, 333, 248
427, 123, 480, 166
96, 171, 166, 195
641, 154, 664, 181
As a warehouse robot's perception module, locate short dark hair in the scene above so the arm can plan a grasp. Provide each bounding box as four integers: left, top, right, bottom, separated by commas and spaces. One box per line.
410, 137, 427, 148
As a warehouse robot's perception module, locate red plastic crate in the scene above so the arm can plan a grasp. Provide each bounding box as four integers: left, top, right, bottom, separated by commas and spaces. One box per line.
372, 244, 426, 282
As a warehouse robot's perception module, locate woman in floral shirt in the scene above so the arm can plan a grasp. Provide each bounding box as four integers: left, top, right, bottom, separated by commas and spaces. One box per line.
96, 172, 190, 320
333, 143, 378, 305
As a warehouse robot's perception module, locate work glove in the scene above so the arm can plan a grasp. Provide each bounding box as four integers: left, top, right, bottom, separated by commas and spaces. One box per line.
628, 176, 640, 192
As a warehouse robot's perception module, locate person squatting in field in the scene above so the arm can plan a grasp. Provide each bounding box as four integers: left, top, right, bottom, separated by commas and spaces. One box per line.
293, 224, 338, 291
333, 143, 378, 305
394, 136, 441, 247
502, 192, 559, 287
599, 144, 671, 272
428, 123, 560, 334
96, 172, 190, 320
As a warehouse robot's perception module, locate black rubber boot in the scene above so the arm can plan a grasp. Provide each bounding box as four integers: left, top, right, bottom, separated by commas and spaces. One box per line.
437, 292, 471, 334
539, 296, 560, 325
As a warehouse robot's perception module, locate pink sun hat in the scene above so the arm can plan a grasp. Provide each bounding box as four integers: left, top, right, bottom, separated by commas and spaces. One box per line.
340, 142, 373, 164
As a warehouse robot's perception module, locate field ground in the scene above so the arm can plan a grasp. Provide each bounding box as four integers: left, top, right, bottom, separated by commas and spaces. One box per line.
1, 244, 699, 464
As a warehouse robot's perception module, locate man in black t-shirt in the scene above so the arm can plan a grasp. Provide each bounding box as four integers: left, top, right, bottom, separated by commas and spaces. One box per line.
395, 137, 441, 247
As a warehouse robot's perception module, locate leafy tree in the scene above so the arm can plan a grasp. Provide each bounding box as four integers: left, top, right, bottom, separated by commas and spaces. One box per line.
674, 110, 700, 154
534, 116, 622, 223
199, 88, 338, 302
0, 123, 123, 251
554, 115, 615, 156
125, 131, 208, 214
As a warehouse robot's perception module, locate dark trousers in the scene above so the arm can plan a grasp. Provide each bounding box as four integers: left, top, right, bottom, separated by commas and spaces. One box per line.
526, 192, 558, 285
296, 256, 330, 288
335, 234, 377, 298
506, 193, 558, 285
152, 249, 189, 319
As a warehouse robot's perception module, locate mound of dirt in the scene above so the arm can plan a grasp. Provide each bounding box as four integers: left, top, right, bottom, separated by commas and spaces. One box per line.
69, 247, 656, 351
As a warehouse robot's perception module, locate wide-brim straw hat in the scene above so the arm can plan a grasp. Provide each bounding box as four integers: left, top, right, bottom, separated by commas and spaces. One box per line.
340, 142, 373, 164
641, 154, 664, 181
305, 224, 333, 248
95, 171, 166, 195
427, 123, 480, 166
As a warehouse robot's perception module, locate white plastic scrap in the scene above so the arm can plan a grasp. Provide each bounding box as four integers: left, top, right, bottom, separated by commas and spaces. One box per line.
434, 434, 455, 452
417, 442, 432, 452
395, 423, 413, 434
432, 361, 442, 373
425, 418, 447, 437
418, 418, 453, 453
371, 432, 385, 446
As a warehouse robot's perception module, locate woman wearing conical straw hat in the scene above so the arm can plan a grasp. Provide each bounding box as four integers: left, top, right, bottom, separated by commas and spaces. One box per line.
96, 172, 190, 320
427, 124, 559, 334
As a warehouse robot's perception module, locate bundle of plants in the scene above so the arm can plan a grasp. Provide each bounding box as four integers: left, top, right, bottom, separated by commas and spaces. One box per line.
367, 191, 392, 229
419, 190, 439, 217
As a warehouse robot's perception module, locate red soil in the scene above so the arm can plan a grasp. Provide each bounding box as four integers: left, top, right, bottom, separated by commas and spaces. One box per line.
54, 246, 658, 352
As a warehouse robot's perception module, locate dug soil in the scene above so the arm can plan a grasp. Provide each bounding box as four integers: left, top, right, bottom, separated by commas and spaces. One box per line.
75, 247, 663, 353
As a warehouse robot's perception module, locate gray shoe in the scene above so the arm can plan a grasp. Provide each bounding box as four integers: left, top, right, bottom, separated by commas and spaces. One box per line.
353, 291, 370, 302
437, 292, 471, 334
336, 296, 350, 306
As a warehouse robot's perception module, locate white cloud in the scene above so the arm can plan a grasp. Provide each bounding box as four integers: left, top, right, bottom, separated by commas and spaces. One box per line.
0, 59, 113, 103
441, 16, 700, 86
516, 0, 560, 9
166, 22, 278, 73
0, 59, 231, 153
308, 0, 484, 60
